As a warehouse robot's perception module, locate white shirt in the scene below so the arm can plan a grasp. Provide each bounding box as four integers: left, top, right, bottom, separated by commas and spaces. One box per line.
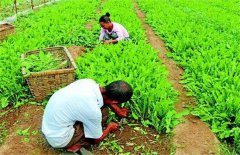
41, 79, 104, 148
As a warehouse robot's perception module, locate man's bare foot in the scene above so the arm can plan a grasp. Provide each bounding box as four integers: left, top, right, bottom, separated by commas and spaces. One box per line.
67, 144, 82, 153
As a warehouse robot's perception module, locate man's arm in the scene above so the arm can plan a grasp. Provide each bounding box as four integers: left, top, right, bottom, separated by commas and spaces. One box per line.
108, 104, 129, 118
94, 122, 118, 143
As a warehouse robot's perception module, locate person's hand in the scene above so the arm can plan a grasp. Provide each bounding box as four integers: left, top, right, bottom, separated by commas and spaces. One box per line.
108, 122, 118, 132
100, 40, 104, 44
104, 40, 112, 44
119, 108, 129, 118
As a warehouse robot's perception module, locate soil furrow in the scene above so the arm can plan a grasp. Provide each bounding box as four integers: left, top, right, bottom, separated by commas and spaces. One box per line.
85, 0, 104, 30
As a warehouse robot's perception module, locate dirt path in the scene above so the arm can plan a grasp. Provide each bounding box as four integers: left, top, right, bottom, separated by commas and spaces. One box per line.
133, 1, 220, 155
0, 105, 60, 155
85, 0, 104, 30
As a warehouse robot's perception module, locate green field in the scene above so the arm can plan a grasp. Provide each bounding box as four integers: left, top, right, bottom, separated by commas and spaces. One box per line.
0, 0, 239, 153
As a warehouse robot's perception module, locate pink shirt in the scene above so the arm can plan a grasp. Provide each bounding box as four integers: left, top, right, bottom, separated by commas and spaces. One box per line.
99, 22, 129, 41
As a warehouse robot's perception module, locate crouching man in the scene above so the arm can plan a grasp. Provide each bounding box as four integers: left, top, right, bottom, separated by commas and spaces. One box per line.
41, 79, 133, 152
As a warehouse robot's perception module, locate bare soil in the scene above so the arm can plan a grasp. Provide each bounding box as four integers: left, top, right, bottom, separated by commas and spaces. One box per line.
0, 105, 60, 155
0, 23, 15, 40
0, 23, 12, 31
90, 124, 171, 155
133, 1, 220, 154
0, 104, 171, 155
68, 45, 86, 61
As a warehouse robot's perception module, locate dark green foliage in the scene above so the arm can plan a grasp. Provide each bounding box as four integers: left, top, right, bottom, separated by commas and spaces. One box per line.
137, 0, 240, 151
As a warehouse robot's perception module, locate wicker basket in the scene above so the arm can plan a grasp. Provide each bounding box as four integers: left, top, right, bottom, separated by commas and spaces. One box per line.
21, 46, 77, 102
0, 23, 15, 40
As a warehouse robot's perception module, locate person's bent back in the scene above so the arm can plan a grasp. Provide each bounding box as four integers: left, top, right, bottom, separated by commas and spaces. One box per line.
42, 79, 133, 151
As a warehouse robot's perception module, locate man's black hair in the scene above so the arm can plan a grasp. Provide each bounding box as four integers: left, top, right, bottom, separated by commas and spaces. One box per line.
104, 80, 133, 103
99, 12, 111, 23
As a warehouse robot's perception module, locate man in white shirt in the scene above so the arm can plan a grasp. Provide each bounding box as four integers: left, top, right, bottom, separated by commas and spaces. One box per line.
42, 79, 133, 152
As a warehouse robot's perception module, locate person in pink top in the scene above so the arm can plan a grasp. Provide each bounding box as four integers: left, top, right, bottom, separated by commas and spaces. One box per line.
99, 12, 130, 44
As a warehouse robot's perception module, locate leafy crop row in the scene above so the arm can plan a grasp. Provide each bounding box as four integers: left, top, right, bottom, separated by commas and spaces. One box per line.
166, 0, 240, 40
0, 0, 100, 108
76, 0, 178, 133
137, 0, 240, 151
200, 0, 240, 15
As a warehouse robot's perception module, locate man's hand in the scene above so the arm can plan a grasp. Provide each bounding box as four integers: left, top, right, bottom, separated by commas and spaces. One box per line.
94, 122, 118, 144
108, 104, 129, 118
109, 122, 118, 132
119, 108, 129, 118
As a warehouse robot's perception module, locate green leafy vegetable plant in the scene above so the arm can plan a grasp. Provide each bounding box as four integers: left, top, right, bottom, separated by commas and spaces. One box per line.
137, 0, 240, 152
22, 50, 68, 74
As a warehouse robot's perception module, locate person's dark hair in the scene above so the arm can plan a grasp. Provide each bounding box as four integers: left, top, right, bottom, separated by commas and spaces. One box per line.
104, 80, 133, 103
99, 12, 111, 23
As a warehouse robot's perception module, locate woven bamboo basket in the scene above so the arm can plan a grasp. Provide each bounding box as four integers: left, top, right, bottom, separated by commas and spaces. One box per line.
21, 46, 77, 102
0, 23, 15, 40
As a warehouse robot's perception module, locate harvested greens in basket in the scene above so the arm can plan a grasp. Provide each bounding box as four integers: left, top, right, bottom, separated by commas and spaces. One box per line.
22, 50, 68, 74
